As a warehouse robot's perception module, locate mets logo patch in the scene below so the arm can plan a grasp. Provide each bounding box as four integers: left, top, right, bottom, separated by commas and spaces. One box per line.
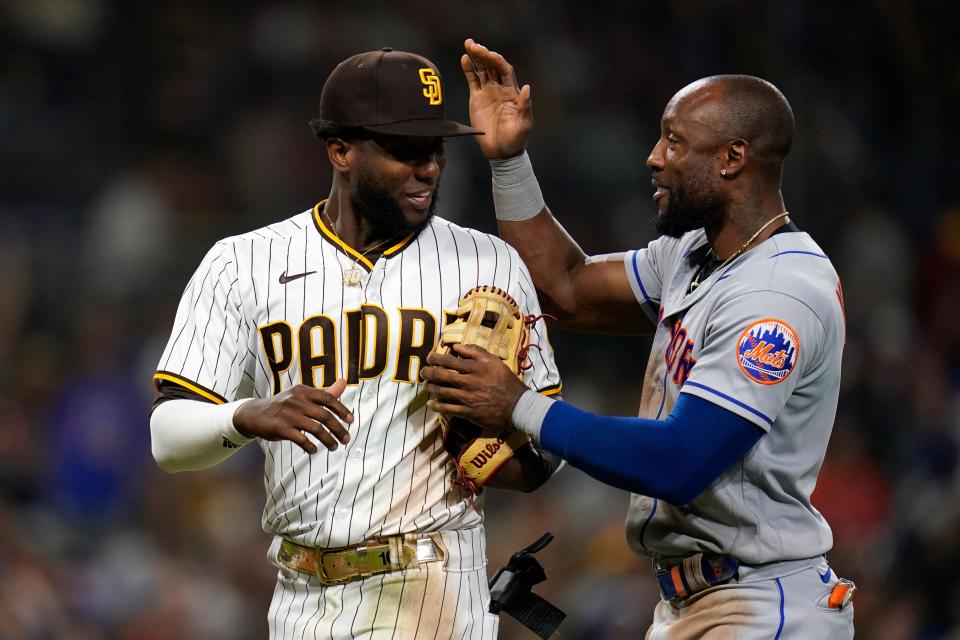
736, 318, 798, 385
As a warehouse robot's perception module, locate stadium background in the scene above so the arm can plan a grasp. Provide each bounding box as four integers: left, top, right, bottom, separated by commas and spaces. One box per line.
1, 1, 958, 638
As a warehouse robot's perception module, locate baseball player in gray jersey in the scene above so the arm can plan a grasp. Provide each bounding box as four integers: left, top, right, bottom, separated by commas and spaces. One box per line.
422, 40, 854, 638
150, 48, 562, 639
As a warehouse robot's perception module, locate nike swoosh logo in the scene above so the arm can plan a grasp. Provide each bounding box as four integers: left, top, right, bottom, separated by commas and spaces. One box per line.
818, 567, 832, 583
278, 270, 316, 284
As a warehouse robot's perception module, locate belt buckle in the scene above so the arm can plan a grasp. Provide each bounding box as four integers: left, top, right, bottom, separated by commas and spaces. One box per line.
315, 546, 353, 585
416, 538, 439, 562
652, 558, 670, 576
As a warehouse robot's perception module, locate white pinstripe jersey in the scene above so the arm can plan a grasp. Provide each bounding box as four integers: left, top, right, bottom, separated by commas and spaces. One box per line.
154, 202, 561, 548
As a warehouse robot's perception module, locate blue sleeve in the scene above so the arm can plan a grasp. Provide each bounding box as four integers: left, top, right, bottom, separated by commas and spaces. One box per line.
539, 393, 763, 504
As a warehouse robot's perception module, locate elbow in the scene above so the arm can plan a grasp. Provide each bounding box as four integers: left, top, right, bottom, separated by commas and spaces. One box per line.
538, 295, 585, 330
151, 442, 183, 474
519, 471, 551, 493
150, 415, 183, 474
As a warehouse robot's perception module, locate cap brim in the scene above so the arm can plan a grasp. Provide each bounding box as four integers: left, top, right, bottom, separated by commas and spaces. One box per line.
361, 118, 483, 137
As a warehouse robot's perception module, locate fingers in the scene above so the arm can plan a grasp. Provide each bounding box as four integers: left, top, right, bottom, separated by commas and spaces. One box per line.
327, 378, 348, 398
282, 426, 320, 455
517, 84, 532, 112
489, 49, 516, 88
287, 407, 347, 452
451, 343, 496, 360
300, 402, 351, 445
464, 38, 516, 88
461, 53, 481, 92
304, 383, 354, 423
426, 349, 477, 373
425, 381, 470, 405
420, 364, 467, 387
427, 399, 471, 418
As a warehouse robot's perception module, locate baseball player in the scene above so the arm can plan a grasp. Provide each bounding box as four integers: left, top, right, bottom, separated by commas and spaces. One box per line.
422, 40, 854, 638
149, 48, 562, 639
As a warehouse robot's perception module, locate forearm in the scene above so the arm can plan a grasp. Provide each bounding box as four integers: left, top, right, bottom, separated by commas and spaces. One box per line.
511, 391, 763, 504
497, 214, 592, 323
485, 443, 562, 492
492, 153, 588, 322
150, 398, 254, 473
491, 154, 653, 333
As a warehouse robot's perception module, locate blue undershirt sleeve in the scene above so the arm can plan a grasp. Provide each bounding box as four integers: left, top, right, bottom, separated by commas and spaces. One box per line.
538, 393, 763, 504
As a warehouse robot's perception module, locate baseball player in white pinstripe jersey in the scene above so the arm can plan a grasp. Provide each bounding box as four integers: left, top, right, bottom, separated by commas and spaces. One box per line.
150, 48, 562, 639
423, 41, 855, 639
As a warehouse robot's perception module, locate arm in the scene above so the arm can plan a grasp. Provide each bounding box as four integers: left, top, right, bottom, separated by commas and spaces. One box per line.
151, 380, 354, 473
516, 392, 762, 504
150, 398, 254, 473
422, 345, 761, 503
484, 442, 562, 492
463, 39, 652, 333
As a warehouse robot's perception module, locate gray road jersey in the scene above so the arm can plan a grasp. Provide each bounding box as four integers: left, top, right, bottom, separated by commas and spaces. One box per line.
622, 227, 845, 564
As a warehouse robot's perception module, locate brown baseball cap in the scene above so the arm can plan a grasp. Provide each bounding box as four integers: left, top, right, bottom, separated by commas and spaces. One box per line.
315, 48, 483, 137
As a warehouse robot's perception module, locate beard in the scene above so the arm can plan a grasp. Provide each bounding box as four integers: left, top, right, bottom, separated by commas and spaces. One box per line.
352, 167, 439, 239
653, 174, 724, 238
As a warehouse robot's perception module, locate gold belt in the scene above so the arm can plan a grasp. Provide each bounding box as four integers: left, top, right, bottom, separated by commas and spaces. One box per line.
278, 534, 447, 585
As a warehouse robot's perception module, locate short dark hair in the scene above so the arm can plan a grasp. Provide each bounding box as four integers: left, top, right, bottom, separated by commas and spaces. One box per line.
308, 119, 374, 141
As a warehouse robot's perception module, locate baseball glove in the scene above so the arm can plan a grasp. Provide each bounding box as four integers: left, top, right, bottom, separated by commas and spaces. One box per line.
434, 285, 537, 495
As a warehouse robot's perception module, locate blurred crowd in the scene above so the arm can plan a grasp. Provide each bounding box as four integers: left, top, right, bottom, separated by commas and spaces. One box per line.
1, 1, 958, 638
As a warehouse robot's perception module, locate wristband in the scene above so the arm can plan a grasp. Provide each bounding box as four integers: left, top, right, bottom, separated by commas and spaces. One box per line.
511, 389, 556, 443
491, 151, 546, 221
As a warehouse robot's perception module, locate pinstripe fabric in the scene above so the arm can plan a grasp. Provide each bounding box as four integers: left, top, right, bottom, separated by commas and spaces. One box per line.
266, 527, 498, 639
156, 206, 560, 636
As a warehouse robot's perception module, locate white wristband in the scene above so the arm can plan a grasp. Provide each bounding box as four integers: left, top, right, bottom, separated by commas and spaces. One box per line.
491, 151, 546, 221
511, 389, 557, 444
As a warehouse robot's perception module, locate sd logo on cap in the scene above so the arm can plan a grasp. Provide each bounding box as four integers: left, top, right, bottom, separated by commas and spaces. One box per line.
311, 48, 482, 138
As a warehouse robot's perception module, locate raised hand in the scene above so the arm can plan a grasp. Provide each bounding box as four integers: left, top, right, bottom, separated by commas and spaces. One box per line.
461, 38, 533, 160
233, 379, 354, 454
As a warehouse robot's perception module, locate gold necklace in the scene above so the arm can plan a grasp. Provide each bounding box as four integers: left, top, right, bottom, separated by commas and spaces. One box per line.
322, 209, 399, 286
689, 211, 790, 292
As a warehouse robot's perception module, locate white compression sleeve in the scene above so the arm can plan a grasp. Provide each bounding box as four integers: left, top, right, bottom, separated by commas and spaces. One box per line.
150, 398, 254, 473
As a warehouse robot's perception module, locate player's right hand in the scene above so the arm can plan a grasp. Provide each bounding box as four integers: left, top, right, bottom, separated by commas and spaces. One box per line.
232, 380, 354, 454
461, 38, 532, 160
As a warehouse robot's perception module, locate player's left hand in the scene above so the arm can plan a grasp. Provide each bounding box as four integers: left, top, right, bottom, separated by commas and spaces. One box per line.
423, 343, 528, 434
461, 38, 532, 160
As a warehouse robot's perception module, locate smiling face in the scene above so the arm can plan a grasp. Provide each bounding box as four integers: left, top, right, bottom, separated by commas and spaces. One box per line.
349, 135, 446, 237
646, 84, 728, 238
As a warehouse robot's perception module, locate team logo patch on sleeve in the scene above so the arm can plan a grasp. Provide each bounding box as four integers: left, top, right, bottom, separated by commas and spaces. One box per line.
736, 318, 798, 385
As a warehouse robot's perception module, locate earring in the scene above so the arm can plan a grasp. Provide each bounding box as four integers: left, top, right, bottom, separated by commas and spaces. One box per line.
720, 169, 727, 176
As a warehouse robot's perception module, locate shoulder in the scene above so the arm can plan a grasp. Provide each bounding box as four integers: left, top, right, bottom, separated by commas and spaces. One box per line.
222, 208, 315, 247
764, 233, 840, 313
205, 209, 315, 268
428, 216, 520, 258
195, 209, 314, 284
720, 232, 842, 328
630, 229, 707, 268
